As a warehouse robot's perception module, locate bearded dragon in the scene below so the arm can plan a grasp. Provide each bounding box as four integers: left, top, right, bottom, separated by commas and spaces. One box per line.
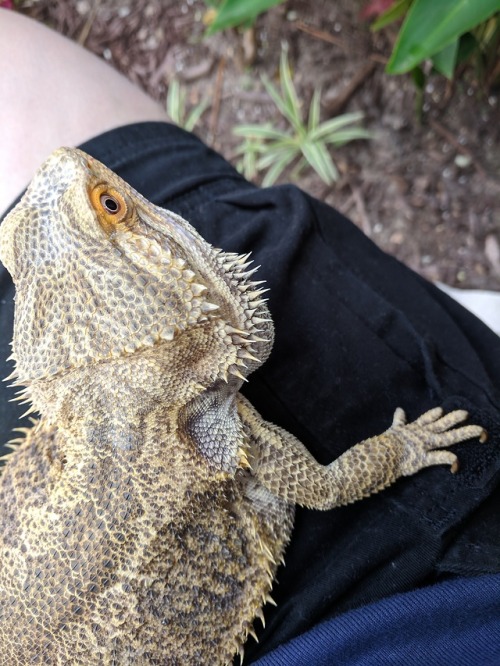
0, 148, 486, 665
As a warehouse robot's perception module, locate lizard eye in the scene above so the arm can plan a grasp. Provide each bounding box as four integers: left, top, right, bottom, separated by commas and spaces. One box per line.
89, 183, 131, 229
100, 193, 121, 214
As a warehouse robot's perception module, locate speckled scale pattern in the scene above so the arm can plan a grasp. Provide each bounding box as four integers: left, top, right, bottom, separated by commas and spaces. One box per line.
0, 148, 485, 664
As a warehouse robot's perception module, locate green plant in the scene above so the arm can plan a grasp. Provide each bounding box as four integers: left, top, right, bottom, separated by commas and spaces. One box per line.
166, 79, 210, 132
203, 0, 285, 34
367, 0, 500, 80
233, 47, 372, 186
203, 0, 499, 88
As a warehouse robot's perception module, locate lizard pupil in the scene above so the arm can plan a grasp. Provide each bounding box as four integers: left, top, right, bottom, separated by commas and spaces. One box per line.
100, 194, 120, 214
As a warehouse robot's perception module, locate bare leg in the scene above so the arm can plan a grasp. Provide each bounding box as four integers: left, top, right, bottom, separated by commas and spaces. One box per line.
0, 9, 168, 215
437, 282, 500, 338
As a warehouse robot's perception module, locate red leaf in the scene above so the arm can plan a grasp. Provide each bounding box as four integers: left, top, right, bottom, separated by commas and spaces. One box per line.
0, 0, 14, 8
360, 0, 395, 20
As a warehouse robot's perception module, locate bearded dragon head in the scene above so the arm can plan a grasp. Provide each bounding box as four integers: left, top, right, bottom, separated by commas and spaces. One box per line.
0, 148, 273, 396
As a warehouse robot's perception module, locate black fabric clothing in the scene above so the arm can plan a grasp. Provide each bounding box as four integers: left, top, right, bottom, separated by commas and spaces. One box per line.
1, 122, 499, 662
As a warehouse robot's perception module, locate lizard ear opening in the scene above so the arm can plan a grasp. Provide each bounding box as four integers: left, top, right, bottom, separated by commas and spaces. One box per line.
89, 183, 131, 231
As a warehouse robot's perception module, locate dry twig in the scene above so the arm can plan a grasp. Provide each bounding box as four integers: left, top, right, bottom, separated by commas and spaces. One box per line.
208, 57, 226, 148
77, 0, 100, 46
350, 184, 372, 236
325, 60, 377, 115
294, 20, 345, 49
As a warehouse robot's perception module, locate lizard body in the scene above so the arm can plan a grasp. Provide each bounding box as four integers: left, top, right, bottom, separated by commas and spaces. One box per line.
0, 148, 485, 664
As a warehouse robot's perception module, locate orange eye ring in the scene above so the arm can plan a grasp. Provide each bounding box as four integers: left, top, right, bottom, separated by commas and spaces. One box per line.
89, 183, 130, 228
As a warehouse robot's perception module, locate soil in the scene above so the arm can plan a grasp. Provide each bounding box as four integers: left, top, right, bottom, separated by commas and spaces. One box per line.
16, 0, 500, 290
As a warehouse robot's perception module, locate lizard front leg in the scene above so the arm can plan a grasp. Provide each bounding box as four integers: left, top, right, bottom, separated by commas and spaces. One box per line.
237, 396, 487, 510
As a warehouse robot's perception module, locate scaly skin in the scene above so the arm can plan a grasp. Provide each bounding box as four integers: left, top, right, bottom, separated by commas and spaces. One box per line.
0, 148, 486, 664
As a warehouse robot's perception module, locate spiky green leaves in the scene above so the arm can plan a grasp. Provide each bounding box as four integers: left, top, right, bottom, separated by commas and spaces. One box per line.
234, 45, 372, 186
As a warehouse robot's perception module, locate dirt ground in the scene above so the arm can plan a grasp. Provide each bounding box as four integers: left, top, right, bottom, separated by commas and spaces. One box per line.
16, 0, 500, 290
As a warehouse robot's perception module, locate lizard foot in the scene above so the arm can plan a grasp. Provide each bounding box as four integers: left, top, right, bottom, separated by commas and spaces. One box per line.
389, 407, 487, 475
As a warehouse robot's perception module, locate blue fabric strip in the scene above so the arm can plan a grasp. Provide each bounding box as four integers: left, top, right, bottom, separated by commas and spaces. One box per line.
254, 575, 500, 666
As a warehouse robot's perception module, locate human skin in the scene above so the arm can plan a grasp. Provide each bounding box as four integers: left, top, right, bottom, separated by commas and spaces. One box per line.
0, 8, 168, 215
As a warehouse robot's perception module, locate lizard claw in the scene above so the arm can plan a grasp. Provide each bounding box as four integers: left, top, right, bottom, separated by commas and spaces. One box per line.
391, 407, 407, 427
